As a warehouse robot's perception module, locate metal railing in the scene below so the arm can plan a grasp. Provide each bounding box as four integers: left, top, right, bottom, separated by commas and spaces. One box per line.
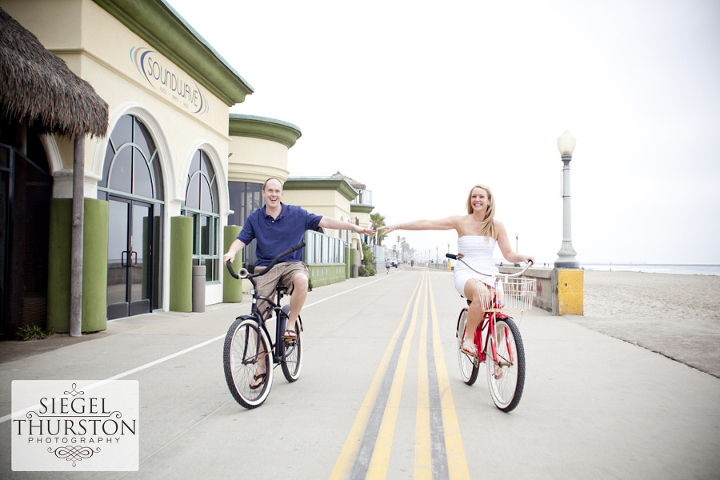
304, 230, 346, 264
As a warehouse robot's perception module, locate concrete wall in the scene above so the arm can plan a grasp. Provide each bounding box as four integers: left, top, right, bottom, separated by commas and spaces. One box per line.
499, 266, 584, 315
308, 264, 347, 289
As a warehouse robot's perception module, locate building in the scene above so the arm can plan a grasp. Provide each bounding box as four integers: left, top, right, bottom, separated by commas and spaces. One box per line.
0, 0, 316, 336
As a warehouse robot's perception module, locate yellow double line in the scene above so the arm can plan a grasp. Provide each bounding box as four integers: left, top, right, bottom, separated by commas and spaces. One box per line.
330, 270, 470, 479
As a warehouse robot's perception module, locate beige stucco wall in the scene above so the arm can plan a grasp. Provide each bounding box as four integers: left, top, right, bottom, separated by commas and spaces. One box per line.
282, 190, 352, 219
353, 211, 371, 229
228, 136, 289, 184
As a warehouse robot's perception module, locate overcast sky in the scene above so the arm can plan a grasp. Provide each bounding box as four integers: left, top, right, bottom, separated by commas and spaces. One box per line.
167, 0, 720, 265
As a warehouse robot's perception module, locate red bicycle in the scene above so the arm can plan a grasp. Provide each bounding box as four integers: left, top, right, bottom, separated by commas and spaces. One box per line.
447, 253, 535, 412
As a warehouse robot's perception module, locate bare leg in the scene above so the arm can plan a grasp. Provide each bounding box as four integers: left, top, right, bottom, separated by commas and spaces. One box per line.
286, 273, 308, 335
462, 279, 493, 355
250, 329, 267, 388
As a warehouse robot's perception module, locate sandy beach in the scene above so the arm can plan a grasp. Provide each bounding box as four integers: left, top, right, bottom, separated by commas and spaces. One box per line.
567, 270, 720, 378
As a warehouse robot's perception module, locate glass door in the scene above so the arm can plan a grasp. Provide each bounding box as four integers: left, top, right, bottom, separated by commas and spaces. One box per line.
129, 203, 151, 315
107, 197, 153, 319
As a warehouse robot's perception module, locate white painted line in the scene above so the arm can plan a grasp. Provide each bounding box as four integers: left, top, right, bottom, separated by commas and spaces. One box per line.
1, 274, 392, 424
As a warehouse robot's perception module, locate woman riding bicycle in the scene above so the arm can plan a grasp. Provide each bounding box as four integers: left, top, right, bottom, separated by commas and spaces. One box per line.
378, 184, 533, 356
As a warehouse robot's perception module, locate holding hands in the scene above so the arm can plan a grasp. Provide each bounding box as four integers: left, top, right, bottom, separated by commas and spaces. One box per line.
377, 223, 401, 235
356, 225, 376, 235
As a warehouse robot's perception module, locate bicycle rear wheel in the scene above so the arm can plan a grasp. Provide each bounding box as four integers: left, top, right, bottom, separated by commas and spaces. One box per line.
486, 317, 525, 412
280, 306, 303, 382
223, 317, 273, 409
456, 309, 479, 385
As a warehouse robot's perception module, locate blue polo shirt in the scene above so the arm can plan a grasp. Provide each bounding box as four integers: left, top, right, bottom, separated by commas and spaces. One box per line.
237, 203, 323, 266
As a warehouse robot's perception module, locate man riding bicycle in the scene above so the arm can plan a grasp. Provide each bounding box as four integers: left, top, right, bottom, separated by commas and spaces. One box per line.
223, 178, 374, 387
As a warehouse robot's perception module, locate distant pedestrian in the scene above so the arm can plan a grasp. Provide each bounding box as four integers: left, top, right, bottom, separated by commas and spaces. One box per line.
385, 259, 391, 274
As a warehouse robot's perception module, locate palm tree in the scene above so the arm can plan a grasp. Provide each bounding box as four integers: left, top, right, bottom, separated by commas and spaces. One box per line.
370, 213, 387, 246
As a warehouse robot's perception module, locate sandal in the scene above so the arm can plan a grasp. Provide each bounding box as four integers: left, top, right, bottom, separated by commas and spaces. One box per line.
461, 340, 478, 357
282, 328, 297, 340
249, 373, 266, 390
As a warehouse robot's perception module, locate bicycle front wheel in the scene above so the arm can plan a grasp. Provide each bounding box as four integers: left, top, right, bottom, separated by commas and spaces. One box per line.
280, 306, 303, 382
456, 309, 479, 385
486, 317, 525, 412
223, 317, 273, 409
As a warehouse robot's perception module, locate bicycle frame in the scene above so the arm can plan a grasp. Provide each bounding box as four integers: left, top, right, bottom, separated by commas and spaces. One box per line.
465, 298, 513, 367
248, 279, 299, 364
226, 241, 305, 365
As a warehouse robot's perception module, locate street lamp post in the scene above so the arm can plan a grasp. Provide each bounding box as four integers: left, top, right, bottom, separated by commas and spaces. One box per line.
555, 130, 580, 269
515, 231, 519, 252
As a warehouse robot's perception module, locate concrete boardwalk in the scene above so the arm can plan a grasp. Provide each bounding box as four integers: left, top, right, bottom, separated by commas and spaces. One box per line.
1, 268, 719, 479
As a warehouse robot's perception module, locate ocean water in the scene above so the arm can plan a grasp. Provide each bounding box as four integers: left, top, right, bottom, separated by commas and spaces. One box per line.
582, 264, 720, 276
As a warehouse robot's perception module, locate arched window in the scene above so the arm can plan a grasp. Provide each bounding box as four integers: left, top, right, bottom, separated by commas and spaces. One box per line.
182, 150, 219, 281
99, 115, 164, 200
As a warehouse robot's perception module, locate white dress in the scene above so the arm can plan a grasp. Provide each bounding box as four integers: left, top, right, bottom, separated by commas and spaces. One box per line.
453, 236, 498, 296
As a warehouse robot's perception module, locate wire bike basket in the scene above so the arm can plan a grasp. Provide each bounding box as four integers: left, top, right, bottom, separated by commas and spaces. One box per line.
446, 252, 537, 314
494, 275, 536, 314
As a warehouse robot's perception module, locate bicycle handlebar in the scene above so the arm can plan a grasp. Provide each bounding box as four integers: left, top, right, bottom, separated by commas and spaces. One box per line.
445, 253, 533, 277
226, 241, 306, 280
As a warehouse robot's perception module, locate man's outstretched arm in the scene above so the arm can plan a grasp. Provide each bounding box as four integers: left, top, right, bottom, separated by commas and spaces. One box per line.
318, 217, 375, 235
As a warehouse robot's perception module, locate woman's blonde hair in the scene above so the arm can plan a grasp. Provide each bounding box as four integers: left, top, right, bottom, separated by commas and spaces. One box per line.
466, 184, 496, 238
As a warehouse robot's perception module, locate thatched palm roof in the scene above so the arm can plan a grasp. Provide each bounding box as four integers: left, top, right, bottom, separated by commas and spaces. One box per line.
0, 7, 108, 138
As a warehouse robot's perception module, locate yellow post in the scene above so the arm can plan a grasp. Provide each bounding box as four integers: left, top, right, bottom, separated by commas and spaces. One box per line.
557, 269, 584, 315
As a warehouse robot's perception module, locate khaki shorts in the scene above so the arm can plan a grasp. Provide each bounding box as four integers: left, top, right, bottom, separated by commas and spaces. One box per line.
254, 261, 309, 316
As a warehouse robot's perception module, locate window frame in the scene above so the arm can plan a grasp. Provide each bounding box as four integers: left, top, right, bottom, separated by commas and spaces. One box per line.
181, 150, 220, 282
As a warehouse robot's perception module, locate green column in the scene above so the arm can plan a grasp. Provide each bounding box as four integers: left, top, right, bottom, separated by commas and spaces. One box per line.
350, 248, 358, 278
169, 216, 192, 312
345, 246, 351, 279
47, 198, 108, 333
223, 226, 242, 302
82, 199, 108, 331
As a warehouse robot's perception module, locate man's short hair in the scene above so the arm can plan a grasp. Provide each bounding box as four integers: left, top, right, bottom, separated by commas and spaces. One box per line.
262, 178, 284, 192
